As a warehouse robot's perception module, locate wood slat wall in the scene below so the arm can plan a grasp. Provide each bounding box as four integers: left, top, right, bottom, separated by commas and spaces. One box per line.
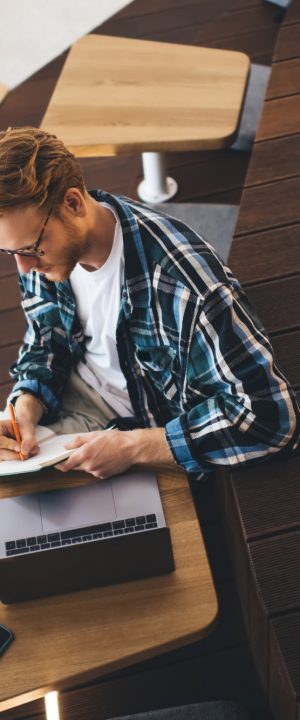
217, 3, 300, 720
0, 1, 285, 719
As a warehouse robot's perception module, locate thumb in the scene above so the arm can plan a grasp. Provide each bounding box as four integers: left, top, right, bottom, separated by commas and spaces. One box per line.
19, 423, 37, 456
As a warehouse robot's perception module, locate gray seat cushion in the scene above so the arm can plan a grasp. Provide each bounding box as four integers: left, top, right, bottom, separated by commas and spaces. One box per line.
231, 64, 271, 152
109, 701, 252, 720
153, 203, 239, 262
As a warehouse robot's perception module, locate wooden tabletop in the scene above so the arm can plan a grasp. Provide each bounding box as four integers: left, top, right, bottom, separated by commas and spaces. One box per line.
0, 84, 9, 105
40, 34, 250, 156
0, 466, 217, 712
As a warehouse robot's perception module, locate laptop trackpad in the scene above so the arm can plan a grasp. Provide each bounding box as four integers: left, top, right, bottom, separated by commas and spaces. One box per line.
0, 495, 42, 540
40, 481, 116, 533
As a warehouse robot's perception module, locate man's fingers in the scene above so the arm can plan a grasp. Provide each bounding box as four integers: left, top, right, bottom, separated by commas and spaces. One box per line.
28, 445, 40, 457
0, 436, 20, 453
55, 451, 81, 472
0, 447, 22, 461
0, 419, 39, 461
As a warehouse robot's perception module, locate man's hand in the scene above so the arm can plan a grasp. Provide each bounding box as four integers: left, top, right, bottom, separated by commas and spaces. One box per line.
0, 419, 24, 460
0, 417, 40, 461
56, 427, 175, 479
0, 393, 44, 461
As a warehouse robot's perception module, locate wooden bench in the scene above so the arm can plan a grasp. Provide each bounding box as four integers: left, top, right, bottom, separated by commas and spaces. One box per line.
215, 3, 300, 719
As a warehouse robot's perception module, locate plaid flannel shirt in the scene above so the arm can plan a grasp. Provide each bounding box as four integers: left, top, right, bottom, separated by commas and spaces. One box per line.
9, 190, 299, 479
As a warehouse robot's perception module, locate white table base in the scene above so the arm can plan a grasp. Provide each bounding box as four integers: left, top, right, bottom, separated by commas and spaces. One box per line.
137, 152, 178, 203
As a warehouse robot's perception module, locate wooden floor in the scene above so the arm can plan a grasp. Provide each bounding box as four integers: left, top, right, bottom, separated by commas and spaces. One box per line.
0, 1, 288, 719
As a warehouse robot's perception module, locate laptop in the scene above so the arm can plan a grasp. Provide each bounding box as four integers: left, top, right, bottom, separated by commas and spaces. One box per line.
0, 470, 174, 603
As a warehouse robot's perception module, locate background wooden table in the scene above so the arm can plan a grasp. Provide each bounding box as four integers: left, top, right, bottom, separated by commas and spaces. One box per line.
0, 466, 217, 713
40, 34, 250, 202
41, 34, 250, 156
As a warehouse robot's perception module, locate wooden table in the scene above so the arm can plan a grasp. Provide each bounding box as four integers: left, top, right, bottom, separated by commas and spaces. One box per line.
0, 466, 217, 716
0, 84, 8, 105
41, 34, 250, 202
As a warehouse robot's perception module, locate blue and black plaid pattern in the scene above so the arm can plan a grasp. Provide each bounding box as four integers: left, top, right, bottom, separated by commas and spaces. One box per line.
9, 190, 299, 478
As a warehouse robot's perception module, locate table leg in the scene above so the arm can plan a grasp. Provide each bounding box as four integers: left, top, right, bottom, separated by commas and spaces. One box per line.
137, 152, 178, 203
44, 691, 60, 720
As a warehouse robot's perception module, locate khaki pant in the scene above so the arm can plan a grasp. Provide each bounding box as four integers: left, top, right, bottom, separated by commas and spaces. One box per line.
49, 369, 117, 435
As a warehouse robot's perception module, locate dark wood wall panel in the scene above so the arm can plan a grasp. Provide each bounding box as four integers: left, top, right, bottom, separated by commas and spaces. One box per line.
0, 344, 20, 384
273, 22, 300, 61
0, 309, 25, 347
58, 645, 271, 720
186, 4, 280, 44
272, 330, 300, 388
0, 275, 22, 312
266, 57, 300, 98
100, 0, 279, 47
246, 275, 300, 333
0, 53, 67, 131
235, 176, 300, 234
115, 0, 219, 18
0, 383, 13, 408
229, 224, 300, 284
222, 2, 300, 719
0, 255, 16, 278
249, 531, 300, 615
229, 0, 272, 8
166, 149, 250, 199
247, 578, 269, 687
283, 1, 300, 24
245, 134, 300, 186
247, 530, 300, 688
99, 2, 227, 40
204, 26, 277, 63
231, 454, 300, 539
256, 94, 300, 140
269, 612, 300, 720
214, 471, 251, 627
135, 27, 213, 45
79, 155, 138, 198
0, 697, 44, 720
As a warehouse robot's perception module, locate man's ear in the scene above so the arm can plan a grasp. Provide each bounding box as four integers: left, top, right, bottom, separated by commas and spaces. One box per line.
63, 188, 86, 217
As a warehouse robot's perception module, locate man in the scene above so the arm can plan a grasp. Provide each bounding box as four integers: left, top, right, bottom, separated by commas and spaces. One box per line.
0, 126, 298, 481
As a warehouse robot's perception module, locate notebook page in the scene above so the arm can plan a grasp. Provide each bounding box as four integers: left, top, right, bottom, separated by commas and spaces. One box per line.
0, 432, 81, 476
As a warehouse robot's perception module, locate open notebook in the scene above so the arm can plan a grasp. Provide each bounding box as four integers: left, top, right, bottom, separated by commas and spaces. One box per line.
0, 425, 82, 476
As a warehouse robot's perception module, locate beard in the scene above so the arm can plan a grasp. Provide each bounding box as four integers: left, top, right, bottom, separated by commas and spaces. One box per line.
39, 219, 88, 282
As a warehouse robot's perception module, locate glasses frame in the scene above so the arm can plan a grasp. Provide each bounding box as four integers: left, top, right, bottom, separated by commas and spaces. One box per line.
0, 206, 53, 258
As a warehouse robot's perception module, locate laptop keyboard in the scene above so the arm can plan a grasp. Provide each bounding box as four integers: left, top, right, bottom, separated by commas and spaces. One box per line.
5, 514, 158, 556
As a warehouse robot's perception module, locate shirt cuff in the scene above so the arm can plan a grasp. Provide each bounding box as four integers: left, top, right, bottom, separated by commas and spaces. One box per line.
8, 380, 60, 420
165, 414, 206, 475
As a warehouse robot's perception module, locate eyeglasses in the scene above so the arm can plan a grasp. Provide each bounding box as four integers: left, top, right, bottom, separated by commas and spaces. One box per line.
0, 206, 52, 258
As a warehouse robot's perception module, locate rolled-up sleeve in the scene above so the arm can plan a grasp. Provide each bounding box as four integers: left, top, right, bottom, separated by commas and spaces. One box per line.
165, 283, 299, 476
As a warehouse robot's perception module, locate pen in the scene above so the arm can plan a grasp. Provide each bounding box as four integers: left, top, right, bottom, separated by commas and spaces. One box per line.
8, 403, 25, 461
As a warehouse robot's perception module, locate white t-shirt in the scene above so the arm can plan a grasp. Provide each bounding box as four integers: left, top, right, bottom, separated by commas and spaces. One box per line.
69, 205, 134, 417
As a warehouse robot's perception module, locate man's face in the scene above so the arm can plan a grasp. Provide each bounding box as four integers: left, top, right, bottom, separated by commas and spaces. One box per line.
0, 203, 87, 282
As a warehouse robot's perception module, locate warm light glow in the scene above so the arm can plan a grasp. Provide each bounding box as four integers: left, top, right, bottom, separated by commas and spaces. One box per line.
44, 691, 60, 720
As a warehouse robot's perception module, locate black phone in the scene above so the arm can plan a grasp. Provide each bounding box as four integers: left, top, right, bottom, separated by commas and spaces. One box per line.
0, 624, 14, 656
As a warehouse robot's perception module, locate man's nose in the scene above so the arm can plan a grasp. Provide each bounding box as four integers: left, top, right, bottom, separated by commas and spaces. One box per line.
15, 255, 37, 274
